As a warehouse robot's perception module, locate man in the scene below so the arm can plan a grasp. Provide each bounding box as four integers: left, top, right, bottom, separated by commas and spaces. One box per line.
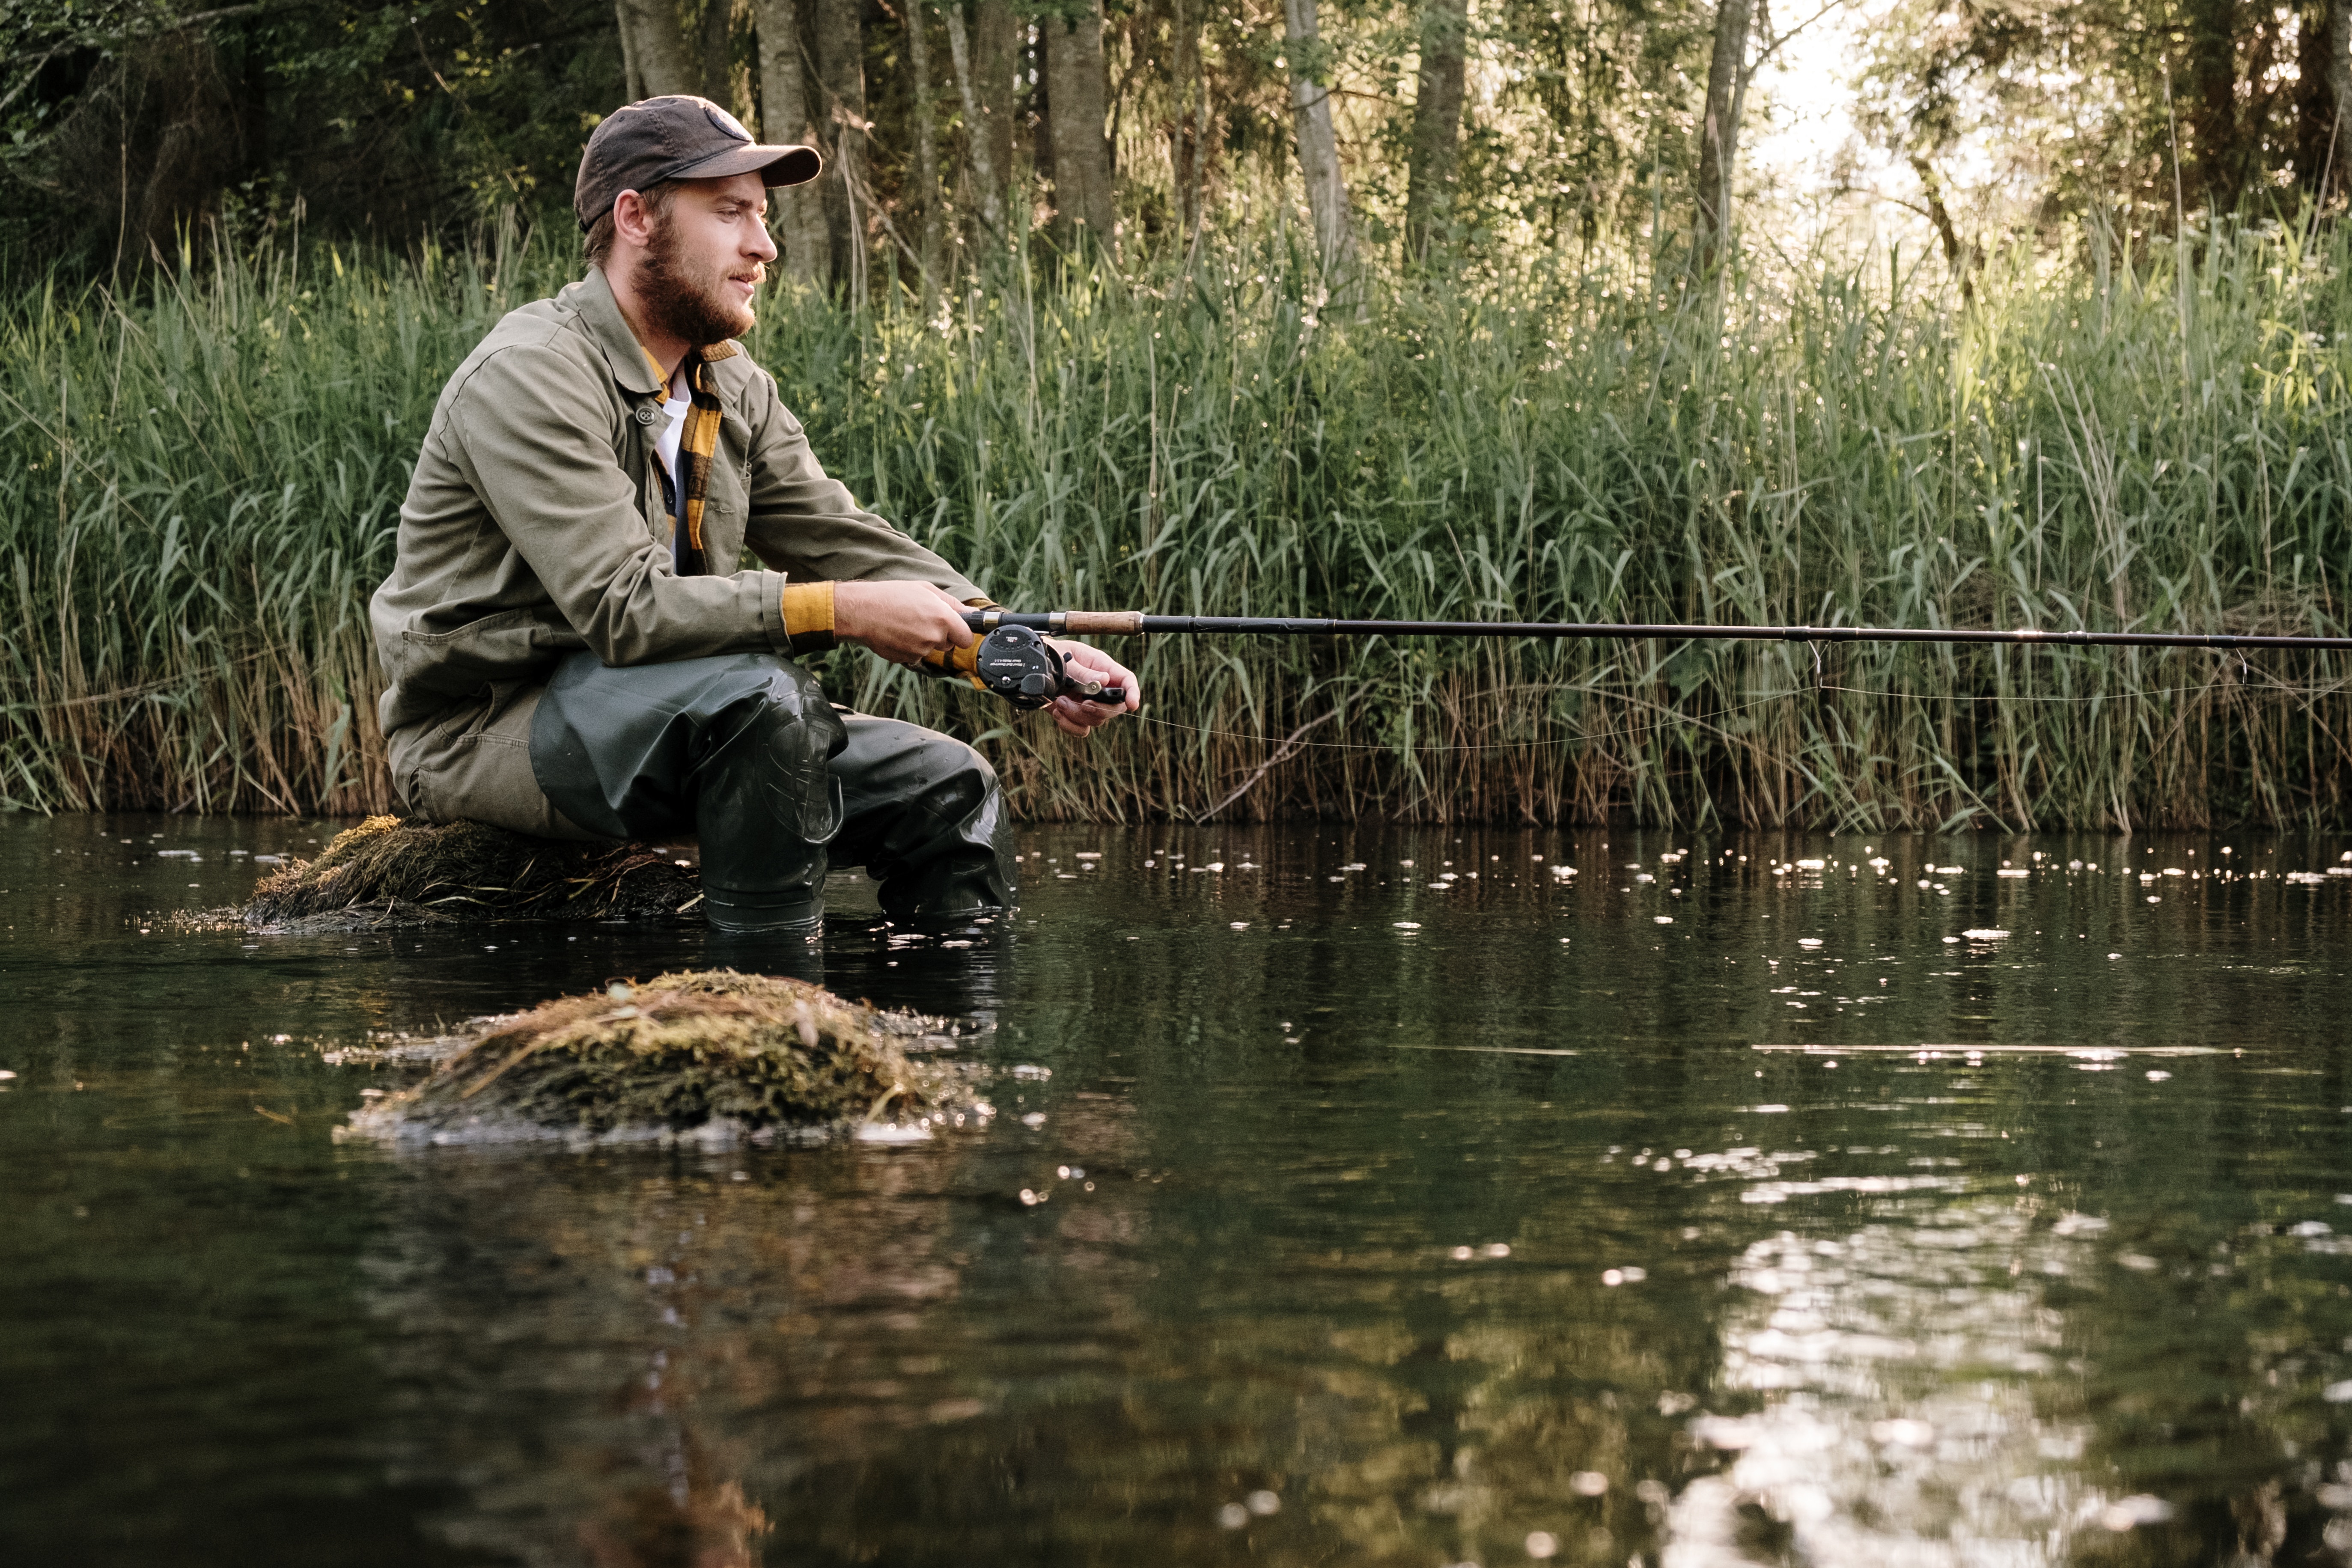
370, 95, 1137, 933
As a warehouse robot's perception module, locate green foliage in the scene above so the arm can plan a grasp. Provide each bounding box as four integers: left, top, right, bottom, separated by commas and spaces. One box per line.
1469, 0, 1713, 244
1855, 0, 2342, 231
3, 0, 2341, 296
0, 229, 527, 812
2, 215, 2348, 827
0, 0, 621, 273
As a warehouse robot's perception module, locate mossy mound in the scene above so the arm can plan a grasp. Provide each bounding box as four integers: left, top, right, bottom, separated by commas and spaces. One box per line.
345, 969, 973, 1145
245, 815, 700, 931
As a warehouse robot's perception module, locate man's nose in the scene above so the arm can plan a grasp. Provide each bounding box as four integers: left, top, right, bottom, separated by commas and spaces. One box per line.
748, 222, 779, 263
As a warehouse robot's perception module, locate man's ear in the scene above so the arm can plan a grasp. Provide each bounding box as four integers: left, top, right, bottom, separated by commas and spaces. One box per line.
611, 189, 656, 250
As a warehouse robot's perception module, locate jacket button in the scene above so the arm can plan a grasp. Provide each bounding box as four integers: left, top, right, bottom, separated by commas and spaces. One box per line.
634, 405, 657, 425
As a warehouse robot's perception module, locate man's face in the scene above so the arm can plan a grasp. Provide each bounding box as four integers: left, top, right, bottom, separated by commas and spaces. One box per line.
634, 172, 777, 348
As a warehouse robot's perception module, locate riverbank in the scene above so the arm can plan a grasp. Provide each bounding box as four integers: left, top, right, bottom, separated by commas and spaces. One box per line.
3, 218, 2347, 827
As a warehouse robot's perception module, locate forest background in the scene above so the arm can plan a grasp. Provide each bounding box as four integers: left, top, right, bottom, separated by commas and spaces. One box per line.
2, 0, 2350, 830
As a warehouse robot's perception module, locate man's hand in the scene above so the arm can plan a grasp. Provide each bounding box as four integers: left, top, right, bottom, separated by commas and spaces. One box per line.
834, 580, 975, 665
1043, 639, 1140, 739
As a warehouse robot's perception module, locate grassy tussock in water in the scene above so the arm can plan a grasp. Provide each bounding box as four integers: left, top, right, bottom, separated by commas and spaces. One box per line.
349, 969, 956, 1141
247, 814, 697, 927
3, 220, 2348, 827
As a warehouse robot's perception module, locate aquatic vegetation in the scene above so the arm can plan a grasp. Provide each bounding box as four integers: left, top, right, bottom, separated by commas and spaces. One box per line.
3, 216, 2349, 827
245, 815, 698, 929
345, 969, 969, 1143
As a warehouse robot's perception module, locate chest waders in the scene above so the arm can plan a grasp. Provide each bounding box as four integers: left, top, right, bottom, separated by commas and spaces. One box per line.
529, 651, 1012, 932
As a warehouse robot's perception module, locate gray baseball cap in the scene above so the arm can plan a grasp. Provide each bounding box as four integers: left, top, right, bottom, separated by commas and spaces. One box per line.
575, 95, 822, 230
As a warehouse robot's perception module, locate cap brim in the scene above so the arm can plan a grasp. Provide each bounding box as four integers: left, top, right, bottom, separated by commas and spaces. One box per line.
670, 143, 823, 188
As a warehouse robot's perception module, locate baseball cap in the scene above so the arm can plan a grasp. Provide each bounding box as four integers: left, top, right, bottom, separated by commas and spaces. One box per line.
575, 95, 822, 230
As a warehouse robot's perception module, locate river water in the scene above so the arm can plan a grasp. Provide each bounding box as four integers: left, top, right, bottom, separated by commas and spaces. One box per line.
6, 812, 2352, 1567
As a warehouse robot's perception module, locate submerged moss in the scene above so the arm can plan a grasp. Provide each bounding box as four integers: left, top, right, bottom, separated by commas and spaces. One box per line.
245, 815, 700, 929
348, 969, 968, 1143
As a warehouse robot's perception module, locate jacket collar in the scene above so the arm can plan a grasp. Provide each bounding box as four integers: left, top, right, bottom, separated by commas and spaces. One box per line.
569, 267, 741, 397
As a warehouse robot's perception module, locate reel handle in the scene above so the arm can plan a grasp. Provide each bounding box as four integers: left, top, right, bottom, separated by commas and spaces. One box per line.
1063, 679, 1128, 706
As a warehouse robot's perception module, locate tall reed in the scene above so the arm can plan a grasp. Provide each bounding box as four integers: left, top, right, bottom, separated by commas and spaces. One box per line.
3, 215, 2348, 827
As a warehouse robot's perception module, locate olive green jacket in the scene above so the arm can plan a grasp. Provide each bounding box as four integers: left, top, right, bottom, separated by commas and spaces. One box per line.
369, 267, 982, 740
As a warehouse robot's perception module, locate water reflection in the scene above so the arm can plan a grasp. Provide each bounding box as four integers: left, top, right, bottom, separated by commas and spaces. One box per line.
1662, 1171, 2352, 1566
354, 1138, 1744, 1567
359, 1146, 973, 1564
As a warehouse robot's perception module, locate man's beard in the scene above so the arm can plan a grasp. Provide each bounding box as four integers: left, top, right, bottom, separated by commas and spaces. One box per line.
633, 220, 756, 347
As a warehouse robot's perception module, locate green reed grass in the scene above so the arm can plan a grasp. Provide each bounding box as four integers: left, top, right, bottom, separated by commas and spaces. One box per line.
3, 215, 2348, 827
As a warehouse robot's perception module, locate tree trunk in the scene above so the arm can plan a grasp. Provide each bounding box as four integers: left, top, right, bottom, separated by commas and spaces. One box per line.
1908, 153, 1977, 306
1170, 0, 1207, 238
235, 19, 269, 185
974, 0, 1019, 223
907, 0, 943, 305
1693, 0, 1754, 270
1042, 0, 1115, 248
813, 0, 866, 296
1403, 0, 1467, 263
616, 0, 698, 99
944, 3, 1002, 237
696, 0, 734, 103
2185, 0, 2242, 211
1282, 0, 1355, 280
2297, 0, 2331, 191
620, 3, 644, 99
2331, 0, 2352, 197
754, 0, 828, 286
1030, 21, 1054, 205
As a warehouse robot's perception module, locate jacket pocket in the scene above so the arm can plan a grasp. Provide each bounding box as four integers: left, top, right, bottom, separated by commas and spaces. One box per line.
396, 607, 584, 700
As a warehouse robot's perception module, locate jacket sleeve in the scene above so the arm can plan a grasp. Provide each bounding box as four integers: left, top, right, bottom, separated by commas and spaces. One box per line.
441, 341, 792, 666
738, 369, 987, 605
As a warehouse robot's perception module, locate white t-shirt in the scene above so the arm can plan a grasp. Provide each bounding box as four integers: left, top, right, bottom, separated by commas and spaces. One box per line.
653, 365, 691, 486
653, 365, 691, 564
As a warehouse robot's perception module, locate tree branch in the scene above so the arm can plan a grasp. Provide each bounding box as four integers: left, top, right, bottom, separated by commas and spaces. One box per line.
1196, 711, 1341, 820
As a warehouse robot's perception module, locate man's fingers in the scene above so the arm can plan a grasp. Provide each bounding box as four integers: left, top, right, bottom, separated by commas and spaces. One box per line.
1080, 660, 1142, 712
936, 588, 977, 646
1044, 639, 1141, 711
1048, 688, 1129, 737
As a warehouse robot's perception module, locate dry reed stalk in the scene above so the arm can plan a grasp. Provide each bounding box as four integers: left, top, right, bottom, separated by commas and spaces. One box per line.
245, 814, 698, 928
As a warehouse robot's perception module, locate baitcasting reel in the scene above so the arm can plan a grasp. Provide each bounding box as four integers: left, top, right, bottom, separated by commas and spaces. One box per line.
975, 625, 1127, 711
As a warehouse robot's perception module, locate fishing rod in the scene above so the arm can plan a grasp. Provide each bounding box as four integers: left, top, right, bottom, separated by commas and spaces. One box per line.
958, 607, 2352, 708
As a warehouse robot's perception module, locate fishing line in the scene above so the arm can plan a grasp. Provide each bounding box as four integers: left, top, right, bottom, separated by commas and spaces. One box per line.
1816, 662, 2348, 707
1808, 679, 2241, 705
1124, 666, 2351, 755
1005, 606, 2352, 756
1128, 684, 1810, 755
1132, 711, 1536, 754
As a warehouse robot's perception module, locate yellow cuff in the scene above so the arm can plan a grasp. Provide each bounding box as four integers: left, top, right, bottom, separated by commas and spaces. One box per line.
918, 639, 986, 690
782, 580, 836, 653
